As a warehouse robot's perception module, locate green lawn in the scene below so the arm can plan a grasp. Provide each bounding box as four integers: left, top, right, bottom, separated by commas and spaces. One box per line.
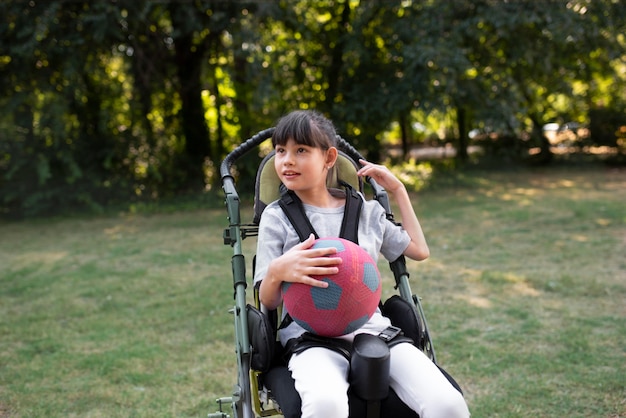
1, 165, 624, 417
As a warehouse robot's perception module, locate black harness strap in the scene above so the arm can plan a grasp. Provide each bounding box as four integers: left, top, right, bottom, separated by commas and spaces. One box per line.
278, 182, 362, 244
338, 181, 362, 244
278, 185, 319, 242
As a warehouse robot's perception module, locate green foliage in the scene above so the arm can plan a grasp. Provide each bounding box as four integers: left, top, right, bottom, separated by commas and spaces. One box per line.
389, 160, 434, 191
1, 0, 625, 217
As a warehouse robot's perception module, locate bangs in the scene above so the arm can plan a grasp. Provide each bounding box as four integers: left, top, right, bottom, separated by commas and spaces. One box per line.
272, 110, 336, 150
272, 112, 316, 147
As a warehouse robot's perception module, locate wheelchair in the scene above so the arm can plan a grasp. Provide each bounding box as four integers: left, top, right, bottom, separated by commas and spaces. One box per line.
211, 128, 461, 418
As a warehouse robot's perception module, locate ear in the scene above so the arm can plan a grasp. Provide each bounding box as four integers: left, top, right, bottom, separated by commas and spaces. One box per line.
325, 147, 338, 168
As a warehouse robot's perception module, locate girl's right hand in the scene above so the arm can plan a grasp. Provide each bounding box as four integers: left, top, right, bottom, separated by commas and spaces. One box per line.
272, 234, 341, 289
260, 234, 341, 309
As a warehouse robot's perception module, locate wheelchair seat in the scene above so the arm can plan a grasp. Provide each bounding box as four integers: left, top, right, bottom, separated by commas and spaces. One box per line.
263, 364, 418, 418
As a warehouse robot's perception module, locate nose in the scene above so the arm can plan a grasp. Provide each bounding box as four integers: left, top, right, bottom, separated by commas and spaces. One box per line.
281, 150, 294, 165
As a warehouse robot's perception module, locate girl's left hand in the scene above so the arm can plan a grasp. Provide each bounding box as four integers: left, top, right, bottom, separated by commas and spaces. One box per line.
357, 159, 403, 193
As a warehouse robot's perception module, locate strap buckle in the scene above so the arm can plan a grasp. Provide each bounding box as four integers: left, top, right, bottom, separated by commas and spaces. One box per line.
378, 325, 402, 342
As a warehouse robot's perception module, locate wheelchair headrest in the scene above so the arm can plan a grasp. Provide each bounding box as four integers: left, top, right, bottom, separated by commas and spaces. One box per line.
253, 150, 362, 224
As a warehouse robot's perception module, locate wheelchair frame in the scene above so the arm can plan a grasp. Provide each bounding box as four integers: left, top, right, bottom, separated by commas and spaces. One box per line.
211, 128, 435, 418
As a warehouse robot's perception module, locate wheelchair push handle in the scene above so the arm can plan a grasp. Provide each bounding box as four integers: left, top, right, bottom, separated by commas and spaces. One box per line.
219, 127, 394, 219
220, 127, 275, 181
220, 128, 368, 182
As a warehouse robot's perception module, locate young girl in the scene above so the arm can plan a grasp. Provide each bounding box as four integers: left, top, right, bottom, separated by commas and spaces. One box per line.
254, 110, 470, 418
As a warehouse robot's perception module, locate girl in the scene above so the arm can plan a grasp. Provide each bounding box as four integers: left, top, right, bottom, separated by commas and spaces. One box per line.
254, 110, 470, 418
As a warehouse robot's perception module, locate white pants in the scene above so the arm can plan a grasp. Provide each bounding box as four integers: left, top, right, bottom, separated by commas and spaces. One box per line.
288, 342, 470, 418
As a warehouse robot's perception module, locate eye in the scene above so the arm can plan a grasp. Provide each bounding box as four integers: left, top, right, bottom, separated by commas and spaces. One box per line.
297, 147, 307, 154
275, 146, 285, 154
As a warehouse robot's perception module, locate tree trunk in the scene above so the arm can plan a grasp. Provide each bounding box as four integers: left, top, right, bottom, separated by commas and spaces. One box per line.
325, 0, 351, 114
211, 64, 225, 160
232, 52, 252, 142
399, 112, 410, 160
172, 32, 211, 190
456, 105, 468, 162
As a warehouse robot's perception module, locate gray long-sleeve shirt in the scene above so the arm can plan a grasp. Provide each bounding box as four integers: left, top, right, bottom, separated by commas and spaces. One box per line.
254, 188, 411, 344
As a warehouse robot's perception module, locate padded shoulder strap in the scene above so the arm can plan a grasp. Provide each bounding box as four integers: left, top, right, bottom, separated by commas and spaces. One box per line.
278, 186, 319, 242
338, 181, 362, 244
278, 183, 362, 244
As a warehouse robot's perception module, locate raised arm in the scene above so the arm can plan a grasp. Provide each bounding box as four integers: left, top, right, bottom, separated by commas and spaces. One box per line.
357, 159, 429, 261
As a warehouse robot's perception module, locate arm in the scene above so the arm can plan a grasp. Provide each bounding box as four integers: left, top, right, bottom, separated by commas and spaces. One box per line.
258, 234, 341, 310
357, 159, 430, 261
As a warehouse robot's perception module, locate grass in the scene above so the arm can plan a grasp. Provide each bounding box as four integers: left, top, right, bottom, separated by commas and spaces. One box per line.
1, 165, 625, 417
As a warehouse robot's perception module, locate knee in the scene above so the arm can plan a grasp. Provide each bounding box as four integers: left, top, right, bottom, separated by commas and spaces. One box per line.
424, 390, 470, 418
300, 388, 349, 418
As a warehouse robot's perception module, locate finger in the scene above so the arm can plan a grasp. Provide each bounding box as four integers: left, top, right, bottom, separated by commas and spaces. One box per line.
303, 233, 317, 248
307, 255, 342, 266
357, 167, 376, 178
357, 161, 380, 177
303, 276, 330, 288
293, 234, 316, 251
356, 165, 369, 176
309, 246, 340, 258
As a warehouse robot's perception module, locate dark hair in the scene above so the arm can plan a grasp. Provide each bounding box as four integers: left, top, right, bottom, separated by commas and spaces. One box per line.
272, 110, 337, 150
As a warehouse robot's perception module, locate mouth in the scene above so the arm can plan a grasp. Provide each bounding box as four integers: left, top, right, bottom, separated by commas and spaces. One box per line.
282, 171, 300, 179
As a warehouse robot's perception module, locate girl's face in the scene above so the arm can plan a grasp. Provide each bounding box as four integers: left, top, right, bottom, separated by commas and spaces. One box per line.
274, 138, 335, 194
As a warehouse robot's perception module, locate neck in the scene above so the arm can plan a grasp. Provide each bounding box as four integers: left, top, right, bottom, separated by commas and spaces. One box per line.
295, 188, 341, 208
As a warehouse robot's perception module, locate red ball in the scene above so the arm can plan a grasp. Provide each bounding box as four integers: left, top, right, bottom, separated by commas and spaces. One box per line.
281, 237, 382, 337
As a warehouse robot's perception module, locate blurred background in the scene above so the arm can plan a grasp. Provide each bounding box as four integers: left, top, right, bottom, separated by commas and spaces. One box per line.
1, 0, 624, 218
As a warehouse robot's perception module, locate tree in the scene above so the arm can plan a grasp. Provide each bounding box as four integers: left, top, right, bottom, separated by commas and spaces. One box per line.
0, 1, 133, 215
452, 0, 626, 162
1, 0, 624, 217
